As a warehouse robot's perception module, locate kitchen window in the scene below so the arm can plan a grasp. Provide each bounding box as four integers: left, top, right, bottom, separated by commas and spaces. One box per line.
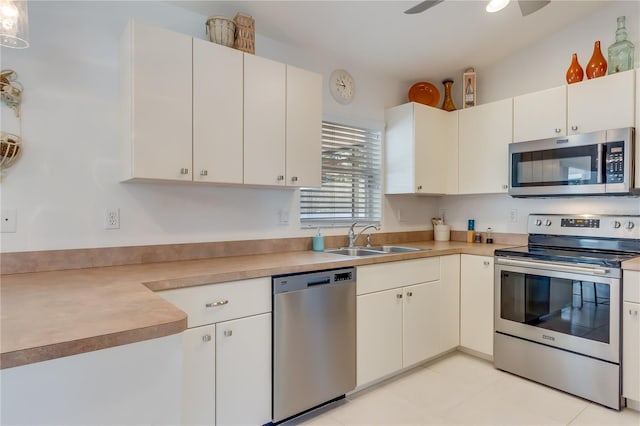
300, 121, 382, 227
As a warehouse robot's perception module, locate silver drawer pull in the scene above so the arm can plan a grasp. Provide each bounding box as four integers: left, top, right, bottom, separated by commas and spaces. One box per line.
206, 299, 229, 308
224, 330, 233, 337
202, 334, 212, 342
396, 293, 403, 299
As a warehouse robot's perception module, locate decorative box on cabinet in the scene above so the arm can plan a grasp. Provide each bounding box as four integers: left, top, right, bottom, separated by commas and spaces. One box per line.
623, 270, 640, 409
159, 277, 272, 426
458, 98, 512, 194
460, 254, 494, 358
356, 256, 459, 387
121, 21, 193, 182
385, 103, 457, 194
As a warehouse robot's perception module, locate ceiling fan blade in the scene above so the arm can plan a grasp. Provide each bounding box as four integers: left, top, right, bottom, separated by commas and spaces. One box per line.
518, 0, 550, 16
404, 0, 444, 14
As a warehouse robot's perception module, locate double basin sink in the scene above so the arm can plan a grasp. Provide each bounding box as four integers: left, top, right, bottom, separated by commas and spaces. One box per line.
325, 245, 426, 257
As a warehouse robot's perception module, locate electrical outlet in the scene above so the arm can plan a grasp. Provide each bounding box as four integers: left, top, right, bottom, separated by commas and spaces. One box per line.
278, 209, 289, 225
1, 209, 17, 233
105, 208, 120, 229
510, 209, 518, 223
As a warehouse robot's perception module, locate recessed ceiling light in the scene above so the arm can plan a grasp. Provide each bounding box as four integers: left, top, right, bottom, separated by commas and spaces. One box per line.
486, 0, 511, 13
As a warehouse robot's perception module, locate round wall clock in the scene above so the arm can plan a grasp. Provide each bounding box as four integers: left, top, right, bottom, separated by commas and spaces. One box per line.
329, 69, 355, 104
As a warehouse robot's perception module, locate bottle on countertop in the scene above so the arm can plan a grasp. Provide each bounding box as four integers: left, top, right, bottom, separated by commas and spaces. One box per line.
312, 228, 324, 252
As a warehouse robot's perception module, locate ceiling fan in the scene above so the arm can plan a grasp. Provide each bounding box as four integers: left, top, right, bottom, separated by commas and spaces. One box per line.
404, 0, 551, 16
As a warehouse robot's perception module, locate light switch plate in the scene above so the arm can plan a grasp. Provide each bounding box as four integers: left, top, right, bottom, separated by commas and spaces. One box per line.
1, 209, 17, 233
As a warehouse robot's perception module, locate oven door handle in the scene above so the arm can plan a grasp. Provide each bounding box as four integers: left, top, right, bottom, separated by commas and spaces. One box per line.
496, 258, 610, 275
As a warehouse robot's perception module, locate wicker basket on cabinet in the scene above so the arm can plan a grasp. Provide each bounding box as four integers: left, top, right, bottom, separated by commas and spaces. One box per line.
233, 13, 255, 54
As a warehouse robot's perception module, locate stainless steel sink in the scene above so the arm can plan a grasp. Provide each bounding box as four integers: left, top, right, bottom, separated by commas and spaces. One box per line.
367, 245, 425, 253
324, 248, 386, 256
325, 245, 426, 257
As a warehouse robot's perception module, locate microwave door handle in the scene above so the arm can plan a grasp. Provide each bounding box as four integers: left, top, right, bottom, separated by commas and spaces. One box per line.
497, 258, 609, 275
596, 143, 603, 184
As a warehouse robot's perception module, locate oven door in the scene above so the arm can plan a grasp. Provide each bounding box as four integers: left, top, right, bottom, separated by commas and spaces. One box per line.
494, 258, 620, 363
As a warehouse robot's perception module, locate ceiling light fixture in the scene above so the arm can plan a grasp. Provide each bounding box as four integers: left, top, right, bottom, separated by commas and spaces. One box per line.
0, 0, 29, 48
486, 0, 510, 13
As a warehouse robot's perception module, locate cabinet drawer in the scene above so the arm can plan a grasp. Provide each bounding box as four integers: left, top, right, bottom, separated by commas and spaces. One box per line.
624, 270, 640, 303
159, 278, 271, 328
357, 258, 440, 295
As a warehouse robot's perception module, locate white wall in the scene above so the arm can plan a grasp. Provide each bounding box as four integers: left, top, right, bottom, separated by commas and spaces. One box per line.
0, 1, 433, 252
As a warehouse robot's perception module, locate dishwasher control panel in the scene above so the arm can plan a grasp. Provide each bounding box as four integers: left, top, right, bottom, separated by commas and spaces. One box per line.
273, 267, 356, 294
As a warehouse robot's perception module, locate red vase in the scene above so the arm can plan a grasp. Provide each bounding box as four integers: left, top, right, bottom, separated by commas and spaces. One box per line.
565, 53, 584, 84
586, 41, 607, 79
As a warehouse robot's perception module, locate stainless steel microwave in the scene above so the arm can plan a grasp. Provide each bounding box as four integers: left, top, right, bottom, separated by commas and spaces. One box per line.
508, 127, 636, 197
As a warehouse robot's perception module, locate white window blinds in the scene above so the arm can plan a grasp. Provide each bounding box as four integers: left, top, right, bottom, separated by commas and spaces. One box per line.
300, 121, 382, 227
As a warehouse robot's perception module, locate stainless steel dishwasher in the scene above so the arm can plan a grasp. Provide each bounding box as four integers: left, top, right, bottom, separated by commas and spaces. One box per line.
272, 267, 356, 423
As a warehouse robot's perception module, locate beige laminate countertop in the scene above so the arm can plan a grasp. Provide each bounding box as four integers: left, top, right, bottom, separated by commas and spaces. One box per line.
623, 257, 640, 272
0, 241, 522, 369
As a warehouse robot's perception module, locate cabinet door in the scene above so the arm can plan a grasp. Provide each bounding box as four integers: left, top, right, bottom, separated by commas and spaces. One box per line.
244, 54, 286, 186
567, 69, 635, 135
513, 85, 566, 142
636, 69, 640, 190
458, 98, 512, 194
403, 281, 441, 366
193, 39, 243, 184
414, 104, 449, 194
127, 21, 193, 181
385, 103, 417, 194
460, 255, 494, 356
445, 111, 459, 194
440, 254, 460, 351
286, 65, 322, 187
623, 301, 640, 402
182, 325, 215, 426
216, 313, 272, 426
357, 289, 403, 386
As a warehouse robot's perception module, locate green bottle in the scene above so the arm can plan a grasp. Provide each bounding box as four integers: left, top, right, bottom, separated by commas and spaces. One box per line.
607, 16, 634, 74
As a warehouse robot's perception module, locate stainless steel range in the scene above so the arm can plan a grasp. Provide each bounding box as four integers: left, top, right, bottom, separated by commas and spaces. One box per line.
494, 214, 640, 410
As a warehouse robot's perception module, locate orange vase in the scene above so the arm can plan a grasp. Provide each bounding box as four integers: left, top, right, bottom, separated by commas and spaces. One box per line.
441, 79, 456, 111
586, 41, 607, 79
565, 53, 584, 84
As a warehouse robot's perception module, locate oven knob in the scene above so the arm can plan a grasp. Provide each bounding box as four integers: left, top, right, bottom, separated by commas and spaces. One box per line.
535, 219, 542, 226
625, 221, 635, 230
612, 221, 622, 229
544, 219, 552, 226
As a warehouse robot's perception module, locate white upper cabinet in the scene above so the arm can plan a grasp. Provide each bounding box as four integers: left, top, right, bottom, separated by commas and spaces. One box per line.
636, 68, 640, 189
458, 98, 513, 194
567, 69, 635, 135
385, 103, 455, 194
122, 21, 193, 181
192, 38, 244, 184
243, 54, 287, 186
513, 85, 567, 142
286, 65, 322, 188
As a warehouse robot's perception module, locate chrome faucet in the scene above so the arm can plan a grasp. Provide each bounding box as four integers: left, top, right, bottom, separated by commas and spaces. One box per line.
348, 222, 380, 247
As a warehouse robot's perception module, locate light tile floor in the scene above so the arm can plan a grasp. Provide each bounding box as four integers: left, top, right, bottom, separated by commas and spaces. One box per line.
288, 352, 640, 426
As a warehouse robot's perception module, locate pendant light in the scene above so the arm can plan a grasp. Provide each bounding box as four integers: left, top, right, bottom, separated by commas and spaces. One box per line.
0, 0, 29, 48
486, 0, 510, 13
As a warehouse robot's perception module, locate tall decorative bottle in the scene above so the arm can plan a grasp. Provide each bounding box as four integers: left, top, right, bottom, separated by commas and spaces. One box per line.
566, 53, 584, 84
608, 16, 634, 74
441, 79, 456, 112
586, 41, 607, 79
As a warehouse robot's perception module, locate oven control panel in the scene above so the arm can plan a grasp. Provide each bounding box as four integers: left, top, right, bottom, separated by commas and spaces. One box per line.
528, 214, 639, 239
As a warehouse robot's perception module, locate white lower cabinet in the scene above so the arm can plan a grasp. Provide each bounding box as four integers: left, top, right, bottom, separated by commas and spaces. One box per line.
159, 278, 272, 426
460, 254, 494, 357
623, 270, 640, 406
356, 256, 460, 387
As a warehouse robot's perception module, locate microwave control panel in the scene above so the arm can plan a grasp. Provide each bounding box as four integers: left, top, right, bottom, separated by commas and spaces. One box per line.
605, 141, 624, 183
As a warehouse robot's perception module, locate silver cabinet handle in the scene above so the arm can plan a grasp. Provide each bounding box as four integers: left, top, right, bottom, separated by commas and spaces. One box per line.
277, 175, 284, 181
180, 168, 189, 175
200, 170, 208, 176
223, 330, 233, 337
202, 334, 212, 343
417, 185, 422, 190
502, 184, 508, 190
571, 125, 578, 131
554, 128, 561, 133
291, 176, 298, 182
396, 293, 403, 299
407, 291, 413, 297
483, 260, 491, 266
205, 299, 229, 308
